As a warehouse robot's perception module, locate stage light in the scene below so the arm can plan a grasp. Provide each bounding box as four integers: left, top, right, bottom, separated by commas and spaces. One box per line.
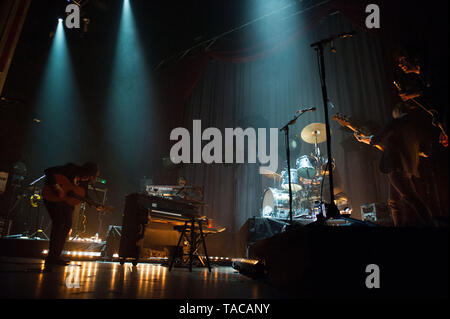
28, 9, 85, 169
106, 0, 154, 184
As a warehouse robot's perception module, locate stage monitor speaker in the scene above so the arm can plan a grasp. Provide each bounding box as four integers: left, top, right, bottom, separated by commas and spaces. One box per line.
237, 217, 286, 257
361, 203, 393, 226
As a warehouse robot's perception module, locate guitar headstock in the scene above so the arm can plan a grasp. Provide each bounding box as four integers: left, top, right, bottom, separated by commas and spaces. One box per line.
332, 112, 351, 127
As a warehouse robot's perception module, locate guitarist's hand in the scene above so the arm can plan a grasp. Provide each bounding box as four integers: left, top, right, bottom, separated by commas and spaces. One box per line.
354, 131, 372, 145
439, 132, 448, 148
96, 205, 105, 212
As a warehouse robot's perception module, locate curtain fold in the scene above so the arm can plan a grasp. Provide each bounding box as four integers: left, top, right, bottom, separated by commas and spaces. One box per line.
208, 2, 333, 63
155, 0, 448, 232
180, 11, 391, 231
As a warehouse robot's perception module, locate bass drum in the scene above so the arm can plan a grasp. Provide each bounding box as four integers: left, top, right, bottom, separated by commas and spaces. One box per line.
261, 188, 293, 220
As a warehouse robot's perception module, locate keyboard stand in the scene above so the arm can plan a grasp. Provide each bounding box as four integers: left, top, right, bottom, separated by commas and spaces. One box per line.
169, 217, 211, 272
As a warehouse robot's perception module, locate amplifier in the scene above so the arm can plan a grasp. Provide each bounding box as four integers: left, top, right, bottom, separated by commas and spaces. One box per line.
119, 194, 195, 261
360, 203, 393, 226
139, 221, 181, 258
107, 222, 180, 259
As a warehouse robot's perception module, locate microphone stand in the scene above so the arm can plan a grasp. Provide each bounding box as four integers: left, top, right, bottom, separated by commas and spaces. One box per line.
280, 111, 310, 226
309, 31, 381, 227
310, 34, 357, 220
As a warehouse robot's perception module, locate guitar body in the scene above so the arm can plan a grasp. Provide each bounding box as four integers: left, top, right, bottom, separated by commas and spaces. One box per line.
42, 174, 86, 207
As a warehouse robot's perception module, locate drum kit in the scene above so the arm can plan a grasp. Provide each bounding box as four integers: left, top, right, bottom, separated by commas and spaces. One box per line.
261, 122, 335, 221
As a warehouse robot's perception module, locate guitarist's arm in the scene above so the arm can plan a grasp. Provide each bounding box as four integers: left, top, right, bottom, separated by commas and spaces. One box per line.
353, 119, 396, 152
44, 166, 69, 198
44, 166, 62, 186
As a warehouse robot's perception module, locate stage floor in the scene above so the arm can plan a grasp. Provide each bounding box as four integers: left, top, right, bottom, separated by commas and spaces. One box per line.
0, 257, 288, 299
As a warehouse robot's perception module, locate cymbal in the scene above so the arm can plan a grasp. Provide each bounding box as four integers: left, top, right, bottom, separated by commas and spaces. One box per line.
301, 123, 329, 144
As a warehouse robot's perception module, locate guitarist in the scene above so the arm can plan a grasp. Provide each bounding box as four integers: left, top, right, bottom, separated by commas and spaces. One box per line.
43, 162, 100, 267
354, 102, 436, 227
394, 46, 448, 147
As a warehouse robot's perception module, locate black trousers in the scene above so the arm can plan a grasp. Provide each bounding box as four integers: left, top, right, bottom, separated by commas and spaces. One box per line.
44, 200, 74, 261
388, 171, 434, 227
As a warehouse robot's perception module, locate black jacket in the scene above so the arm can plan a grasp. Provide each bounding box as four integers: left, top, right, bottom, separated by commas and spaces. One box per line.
371, 109, 434, 177
44, 163, 92, 200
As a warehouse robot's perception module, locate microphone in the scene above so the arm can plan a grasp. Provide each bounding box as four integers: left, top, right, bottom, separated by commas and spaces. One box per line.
296, 107, 316, 114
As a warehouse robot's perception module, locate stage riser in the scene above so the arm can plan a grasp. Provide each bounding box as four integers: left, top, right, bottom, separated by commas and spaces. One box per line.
248, 227, 449, 298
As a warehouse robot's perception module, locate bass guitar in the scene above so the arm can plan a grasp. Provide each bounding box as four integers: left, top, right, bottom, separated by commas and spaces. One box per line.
333, 112, 429, 157
332, 113, 384, 151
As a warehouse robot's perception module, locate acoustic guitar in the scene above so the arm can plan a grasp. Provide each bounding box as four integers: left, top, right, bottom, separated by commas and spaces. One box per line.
42, 174, 114, 213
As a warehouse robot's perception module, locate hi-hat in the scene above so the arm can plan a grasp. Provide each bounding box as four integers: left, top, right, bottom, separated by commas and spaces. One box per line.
301, 123, 329, 144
